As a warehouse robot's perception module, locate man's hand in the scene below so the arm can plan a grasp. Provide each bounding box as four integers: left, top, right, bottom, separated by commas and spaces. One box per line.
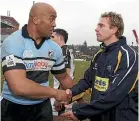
66, 89, 72, 98
55, 89, 72, 102
54, 101, 63, 111
60, 102, 79, 121
61, 110, 79, 121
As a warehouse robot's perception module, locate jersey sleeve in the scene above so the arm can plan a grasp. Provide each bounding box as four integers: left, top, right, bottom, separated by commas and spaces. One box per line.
51, 47, 66, 75
1, 34, 26, 73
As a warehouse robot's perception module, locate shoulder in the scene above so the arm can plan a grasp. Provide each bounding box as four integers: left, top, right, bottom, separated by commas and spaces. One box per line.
47, 39, 61, 51
62, 45, 70, 54
118, 45, 137, 68
2, 29, 24, 47
62, 45, 69, 50
91, 49, 103, 62
2, 29, 24, 57
119, 45, 136, 57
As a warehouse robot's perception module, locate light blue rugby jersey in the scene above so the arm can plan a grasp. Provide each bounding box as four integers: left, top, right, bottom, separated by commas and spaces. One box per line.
1, 25, 66, 105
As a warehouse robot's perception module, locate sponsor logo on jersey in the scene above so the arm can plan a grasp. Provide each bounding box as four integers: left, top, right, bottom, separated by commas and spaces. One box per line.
48, 50, 54, 59
24, 60, 54, 71
94, 76, 109, 92
23, 50, 33, 58
6, 55, 16, 67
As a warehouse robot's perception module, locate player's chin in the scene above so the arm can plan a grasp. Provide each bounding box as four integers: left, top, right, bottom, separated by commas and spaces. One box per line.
48, 31, 53, 37
97, 38, 102, 42
45, 33, 52, 38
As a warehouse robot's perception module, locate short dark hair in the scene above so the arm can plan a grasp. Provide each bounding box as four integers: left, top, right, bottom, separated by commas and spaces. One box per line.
53, 28, 68, 43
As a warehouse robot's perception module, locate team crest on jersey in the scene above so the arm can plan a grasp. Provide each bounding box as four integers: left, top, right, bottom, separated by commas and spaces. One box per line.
48, 50, 54, 58
107, 65, 112, 72
6, 55, 16, 67
23, 50, 33, 58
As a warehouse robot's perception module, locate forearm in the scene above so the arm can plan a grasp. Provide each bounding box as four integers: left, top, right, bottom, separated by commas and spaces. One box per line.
71, 78, 90, 96
9, 78, 58, 99
60, 74, 75, 89
71, 67, 93, 96
55, 72, 74, 90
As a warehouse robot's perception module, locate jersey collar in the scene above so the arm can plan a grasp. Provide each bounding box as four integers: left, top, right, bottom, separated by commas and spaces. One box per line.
22, 24, 50, 49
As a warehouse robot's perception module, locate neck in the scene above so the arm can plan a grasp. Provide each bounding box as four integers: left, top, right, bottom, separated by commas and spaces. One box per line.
27, 24, 43, 44
104, 35, 119, 46
59, 41, 65, 47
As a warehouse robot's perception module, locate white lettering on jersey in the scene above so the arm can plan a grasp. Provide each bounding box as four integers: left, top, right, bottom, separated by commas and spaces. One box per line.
6, 55, 16, 67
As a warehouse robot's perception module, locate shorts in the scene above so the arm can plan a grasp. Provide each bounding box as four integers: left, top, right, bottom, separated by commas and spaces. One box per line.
1, 98, 53, 121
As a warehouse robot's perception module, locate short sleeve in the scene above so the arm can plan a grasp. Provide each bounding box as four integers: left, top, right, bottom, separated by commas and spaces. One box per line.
51, 47, 66, 75
1, 34, 26, 73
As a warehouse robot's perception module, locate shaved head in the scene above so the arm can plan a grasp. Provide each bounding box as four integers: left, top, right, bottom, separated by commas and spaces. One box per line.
29, 2, 56, 17
27, 2, 57, 37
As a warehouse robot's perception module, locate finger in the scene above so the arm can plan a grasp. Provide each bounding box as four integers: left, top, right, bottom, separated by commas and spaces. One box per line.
66, 89, 72, 97
55, 104, 61, 111
64, 101, 69, 105
60, 112, 68, 116
65, 104, 72, 109
66, 89, 70, 95
65, 105, 69, 108
60, 104, 63, 109
60, 101, 67, 104
67, 116, 72, 120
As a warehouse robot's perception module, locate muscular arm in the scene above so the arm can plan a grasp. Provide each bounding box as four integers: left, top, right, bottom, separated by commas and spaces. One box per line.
4, 69, 63, 99
54, 72, 74, 90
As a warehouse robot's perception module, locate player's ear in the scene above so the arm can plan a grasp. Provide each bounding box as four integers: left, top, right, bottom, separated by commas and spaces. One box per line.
33, 16, 40, 25
59, 36, 64, 42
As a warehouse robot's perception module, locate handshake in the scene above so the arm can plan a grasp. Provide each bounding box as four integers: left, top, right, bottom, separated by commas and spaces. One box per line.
54, 89, 72, 102
53, 89, 80, 121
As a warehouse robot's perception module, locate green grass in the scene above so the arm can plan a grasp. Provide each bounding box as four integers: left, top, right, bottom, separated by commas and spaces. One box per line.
74, 61, 90, 83
73, 61, 91, 103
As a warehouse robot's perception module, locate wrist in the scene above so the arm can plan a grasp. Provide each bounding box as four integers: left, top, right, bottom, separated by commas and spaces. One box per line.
52, 88, 58, 99
66, 89, 72, 103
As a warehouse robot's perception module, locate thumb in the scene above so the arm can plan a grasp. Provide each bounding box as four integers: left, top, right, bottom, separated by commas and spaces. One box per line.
66, 89, 72, 95
65, 101, 77, 109
65, 104, 72, 109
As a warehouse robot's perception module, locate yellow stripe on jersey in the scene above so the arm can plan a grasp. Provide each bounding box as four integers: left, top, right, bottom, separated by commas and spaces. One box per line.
114, 50, 122, 73
128, 72, 139, 94
91, 49, 103, 63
